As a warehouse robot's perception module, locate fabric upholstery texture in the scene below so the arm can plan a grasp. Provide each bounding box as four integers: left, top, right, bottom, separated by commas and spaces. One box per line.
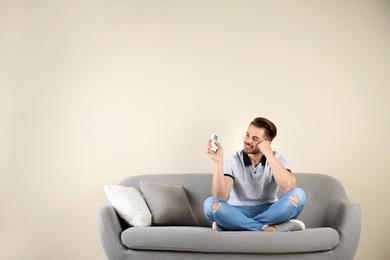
139, 181, 199, 226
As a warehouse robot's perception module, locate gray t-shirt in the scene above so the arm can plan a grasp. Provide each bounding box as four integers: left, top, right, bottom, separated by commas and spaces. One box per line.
224, 150, 291, 206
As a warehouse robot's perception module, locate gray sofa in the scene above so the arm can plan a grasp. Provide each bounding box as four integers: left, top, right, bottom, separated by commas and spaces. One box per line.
98, 173, 361, 260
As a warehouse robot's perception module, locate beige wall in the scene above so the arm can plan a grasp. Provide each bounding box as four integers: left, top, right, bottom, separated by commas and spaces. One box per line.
1, 1, 389, 259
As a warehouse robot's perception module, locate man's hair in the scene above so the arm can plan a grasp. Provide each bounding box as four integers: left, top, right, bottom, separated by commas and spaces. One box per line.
250, 117, 277, 141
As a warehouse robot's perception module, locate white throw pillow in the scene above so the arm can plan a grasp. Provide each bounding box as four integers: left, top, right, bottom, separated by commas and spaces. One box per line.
104, 185, 152, 227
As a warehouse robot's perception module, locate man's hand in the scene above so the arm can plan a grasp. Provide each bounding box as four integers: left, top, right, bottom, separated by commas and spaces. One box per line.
257, 139, 272, 156
206, 139, 223, 162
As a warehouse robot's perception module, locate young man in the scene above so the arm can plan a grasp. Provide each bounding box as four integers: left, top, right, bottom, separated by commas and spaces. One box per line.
204, 117, 306, 232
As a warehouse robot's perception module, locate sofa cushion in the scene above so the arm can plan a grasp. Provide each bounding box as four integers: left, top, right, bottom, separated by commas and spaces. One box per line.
104, 185, 152, 227
121, 226, 339, 253
140, 181, 199, 226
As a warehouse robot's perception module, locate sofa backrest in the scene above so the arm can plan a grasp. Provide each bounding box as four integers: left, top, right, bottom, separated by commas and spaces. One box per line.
119, 173, 349, 228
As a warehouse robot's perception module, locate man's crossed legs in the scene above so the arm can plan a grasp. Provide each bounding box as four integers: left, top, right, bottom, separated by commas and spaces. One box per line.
204, 188, 306, 231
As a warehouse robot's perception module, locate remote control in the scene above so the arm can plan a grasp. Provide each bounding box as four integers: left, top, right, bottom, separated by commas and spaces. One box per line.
210, 133, 219, 152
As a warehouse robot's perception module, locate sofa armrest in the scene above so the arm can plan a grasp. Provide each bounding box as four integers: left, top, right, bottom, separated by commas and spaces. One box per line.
329, 199, 361, 260
98, 205, 129, 260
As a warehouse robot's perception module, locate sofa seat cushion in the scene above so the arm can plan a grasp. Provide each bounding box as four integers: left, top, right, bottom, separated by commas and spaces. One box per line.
121, 226, 339, 254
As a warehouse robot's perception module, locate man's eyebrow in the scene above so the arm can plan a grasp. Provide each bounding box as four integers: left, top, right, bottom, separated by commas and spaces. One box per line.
247, 132, 260, 140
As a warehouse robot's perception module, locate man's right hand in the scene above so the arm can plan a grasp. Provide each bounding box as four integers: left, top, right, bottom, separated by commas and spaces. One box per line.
206, 139, 223, 162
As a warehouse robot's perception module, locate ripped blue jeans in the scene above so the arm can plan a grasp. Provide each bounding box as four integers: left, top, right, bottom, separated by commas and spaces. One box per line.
204, 188, 306, 231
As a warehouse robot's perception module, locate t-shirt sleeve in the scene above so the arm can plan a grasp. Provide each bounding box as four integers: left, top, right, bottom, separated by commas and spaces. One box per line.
223, 156, 235, 179
274, 152, 291, 172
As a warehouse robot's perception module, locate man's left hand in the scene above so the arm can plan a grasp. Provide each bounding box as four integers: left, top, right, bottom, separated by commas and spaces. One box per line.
257, 140, 272, 156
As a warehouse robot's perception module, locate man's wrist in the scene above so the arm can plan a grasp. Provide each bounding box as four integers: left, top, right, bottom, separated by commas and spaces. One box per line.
214, 158, 223, 164
263, 150, 273, 158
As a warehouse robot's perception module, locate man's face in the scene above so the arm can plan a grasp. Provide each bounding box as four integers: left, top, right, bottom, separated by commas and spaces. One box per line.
243, 124, 267, 154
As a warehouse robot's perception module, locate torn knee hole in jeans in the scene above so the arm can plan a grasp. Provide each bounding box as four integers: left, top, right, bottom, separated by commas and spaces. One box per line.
211, 201, 221, 213
289, 195, 299, 206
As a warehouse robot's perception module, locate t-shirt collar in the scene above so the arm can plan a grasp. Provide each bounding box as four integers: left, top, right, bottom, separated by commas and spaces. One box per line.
242, 151, 267, 167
